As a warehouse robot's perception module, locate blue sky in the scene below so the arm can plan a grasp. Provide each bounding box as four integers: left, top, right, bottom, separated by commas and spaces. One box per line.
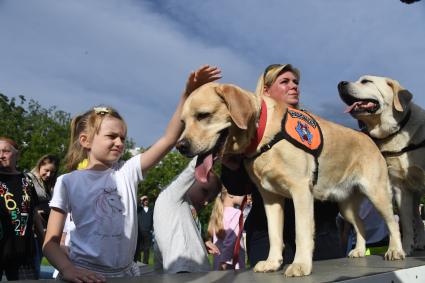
1, 0, 424, 147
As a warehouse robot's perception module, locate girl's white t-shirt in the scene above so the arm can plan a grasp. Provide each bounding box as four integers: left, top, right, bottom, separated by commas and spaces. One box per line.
50, 154, 143, 273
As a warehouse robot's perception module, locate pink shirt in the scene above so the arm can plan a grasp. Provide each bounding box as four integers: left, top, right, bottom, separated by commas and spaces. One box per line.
213, 206, 246, 270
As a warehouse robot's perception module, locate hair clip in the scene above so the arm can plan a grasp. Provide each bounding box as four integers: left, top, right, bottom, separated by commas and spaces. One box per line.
93, 107, 110, 115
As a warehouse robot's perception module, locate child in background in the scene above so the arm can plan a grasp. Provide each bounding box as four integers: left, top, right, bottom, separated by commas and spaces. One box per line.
153, 157, 221, 274
52, 213, 75, 278
208, 188, 245, 270
42, 65, 221, 282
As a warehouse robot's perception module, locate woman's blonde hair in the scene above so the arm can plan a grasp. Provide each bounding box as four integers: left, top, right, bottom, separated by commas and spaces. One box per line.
255, 64, 301, 96
65, 106, 127, 171
207, 187, 228, 240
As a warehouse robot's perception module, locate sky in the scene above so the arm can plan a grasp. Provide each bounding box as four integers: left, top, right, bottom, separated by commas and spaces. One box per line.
1, 0, 424, 147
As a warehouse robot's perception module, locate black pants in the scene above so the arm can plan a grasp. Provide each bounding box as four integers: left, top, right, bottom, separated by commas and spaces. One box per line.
0, 261, 38, 281
134, 230, 151, 264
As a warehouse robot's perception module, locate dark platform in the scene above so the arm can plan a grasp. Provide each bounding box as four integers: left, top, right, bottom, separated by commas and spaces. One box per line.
21, 251, 425, 282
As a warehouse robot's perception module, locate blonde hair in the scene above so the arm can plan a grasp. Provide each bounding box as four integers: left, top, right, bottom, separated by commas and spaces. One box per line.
207, 187, 228, 240
255, 63, 301, 96
65, 106, 127, 171
31, 154, 60, 190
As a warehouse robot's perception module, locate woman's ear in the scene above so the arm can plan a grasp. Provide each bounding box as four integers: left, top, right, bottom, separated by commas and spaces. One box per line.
263, 86, 271, 97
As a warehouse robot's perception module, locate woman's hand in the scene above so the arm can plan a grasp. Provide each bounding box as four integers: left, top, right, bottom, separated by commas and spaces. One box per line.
184, 65, 222, 97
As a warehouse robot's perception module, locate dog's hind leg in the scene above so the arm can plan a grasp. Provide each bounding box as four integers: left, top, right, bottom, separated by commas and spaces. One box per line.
366, 184, 405, 260
339, 192, 367, 258
284, 185, 314, 277
253, 190, 285, 273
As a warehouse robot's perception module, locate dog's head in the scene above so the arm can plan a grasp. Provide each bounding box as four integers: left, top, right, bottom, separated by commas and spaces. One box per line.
176, 82, 258, 183
338, 75, 412, 118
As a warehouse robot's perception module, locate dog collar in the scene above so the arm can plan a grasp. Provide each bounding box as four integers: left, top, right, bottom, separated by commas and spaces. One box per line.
245, 99, 267, 155
371, 109, 411, 141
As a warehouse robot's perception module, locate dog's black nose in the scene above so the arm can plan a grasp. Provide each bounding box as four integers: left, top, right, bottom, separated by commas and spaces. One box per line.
338, 81, 349, 91
176, 139, 190, 156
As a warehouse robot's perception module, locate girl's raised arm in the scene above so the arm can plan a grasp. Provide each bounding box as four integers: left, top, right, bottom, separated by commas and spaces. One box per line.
140, 65, 221, 176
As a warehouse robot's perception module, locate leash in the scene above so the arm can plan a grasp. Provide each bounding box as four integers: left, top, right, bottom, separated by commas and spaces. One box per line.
381, 139, 425, 157
232, 195, 247, 268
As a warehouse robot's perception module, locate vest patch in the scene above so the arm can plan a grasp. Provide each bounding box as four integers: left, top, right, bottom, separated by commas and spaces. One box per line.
283, 107, 323, 157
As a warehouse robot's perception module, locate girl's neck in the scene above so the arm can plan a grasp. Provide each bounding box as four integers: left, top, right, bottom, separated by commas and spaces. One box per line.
86, 162, 113, 171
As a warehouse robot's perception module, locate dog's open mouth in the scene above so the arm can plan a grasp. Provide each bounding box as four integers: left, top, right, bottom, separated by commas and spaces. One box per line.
342, 95, 380, 114
194, 128, 229, 183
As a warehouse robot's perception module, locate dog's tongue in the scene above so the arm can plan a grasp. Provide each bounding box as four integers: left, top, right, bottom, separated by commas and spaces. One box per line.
344, 101, 362, 113
195, 154, 213, 183
344, 101, 376, 113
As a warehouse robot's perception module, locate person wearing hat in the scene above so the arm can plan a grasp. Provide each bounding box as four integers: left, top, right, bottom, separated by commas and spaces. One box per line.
221, 64, 344, 268
134, 195, 154, 264
0, 137, 45, 280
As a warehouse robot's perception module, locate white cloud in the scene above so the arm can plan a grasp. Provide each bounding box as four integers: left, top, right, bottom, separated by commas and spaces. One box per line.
1, 0, 424, 147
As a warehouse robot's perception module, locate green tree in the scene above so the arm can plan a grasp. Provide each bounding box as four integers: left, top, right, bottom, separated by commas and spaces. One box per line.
0, 93, 70, 171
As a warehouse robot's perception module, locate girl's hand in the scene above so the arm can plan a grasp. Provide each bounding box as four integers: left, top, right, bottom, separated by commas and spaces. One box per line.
205, 240, 221, 255
184, 65, 222, 96
61, 264, 105, 283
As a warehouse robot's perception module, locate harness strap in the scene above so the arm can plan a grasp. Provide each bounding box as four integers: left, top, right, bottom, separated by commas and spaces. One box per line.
247, 108, 323, 185
381, 139, 425, 157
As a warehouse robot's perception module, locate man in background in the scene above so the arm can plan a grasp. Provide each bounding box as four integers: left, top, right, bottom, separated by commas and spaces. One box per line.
135, 195, 154, 264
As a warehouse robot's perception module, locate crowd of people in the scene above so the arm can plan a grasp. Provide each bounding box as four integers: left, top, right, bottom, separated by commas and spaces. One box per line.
0, 64, 393, 281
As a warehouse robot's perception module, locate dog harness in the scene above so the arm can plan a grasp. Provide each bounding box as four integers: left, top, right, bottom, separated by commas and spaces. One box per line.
362, 110, 425, 157
246, 105, 323, 185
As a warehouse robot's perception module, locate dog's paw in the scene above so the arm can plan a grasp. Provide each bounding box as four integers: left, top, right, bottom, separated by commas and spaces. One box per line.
384, 248, 405, 260
284, 262, 312, 277
253, 259, 283, 273
348, 248, 366, 258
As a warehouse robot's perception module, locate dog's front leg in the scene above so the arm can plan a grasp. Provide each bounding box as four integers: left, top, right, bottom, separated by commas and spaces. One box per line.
253, 190, 285, 273
393, 186, 415, 255
284, 189, 314, 277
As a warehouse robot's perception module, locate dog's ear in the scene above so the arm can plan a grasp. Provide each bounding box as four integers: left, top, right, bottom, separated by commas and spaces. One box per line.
215, 84, 255, 130
386, 79, 413, 112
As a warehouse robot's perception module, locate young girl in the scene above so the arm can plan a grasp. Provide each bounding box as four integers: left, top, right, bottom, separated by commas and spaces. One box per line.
42, 65, 221, 282
207, 188, 245, 270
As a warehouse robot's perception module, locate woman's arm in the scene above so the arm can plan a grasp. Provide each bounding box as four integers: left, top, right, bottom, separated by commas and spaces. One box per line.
140, 65, 221, 176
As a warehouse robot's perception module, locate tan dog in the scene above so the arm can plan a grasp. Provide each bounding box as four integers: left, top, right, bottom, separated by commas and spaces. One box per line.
177, 82, 405, 277
338, 75, 425, 255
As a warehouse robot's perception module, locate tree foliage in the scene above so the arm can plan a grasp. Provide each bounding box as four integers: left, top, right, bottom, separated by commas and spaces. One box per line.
0, 93, 70, 171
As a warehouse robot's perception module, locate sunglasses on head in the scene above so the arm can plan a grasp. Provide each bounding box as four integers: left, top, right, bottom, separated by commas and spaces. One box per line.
263, 64, 283, 78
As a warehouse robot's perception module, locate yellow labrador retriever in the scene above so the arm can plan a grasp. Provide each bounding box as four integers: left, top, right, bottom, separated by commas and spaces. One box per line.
339, 75, 425, 255
177, 82, 405, 277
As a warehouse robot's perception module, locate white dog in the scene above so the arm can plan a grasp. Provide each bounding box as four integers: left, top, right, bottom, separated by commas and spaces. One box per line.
339, 75, 425, 255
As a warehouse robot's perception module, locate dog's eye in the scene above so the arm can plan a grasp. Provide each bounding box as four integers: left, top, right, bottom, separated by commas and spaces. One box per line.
361, 79, 372, 84
196, 112, 210, 121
